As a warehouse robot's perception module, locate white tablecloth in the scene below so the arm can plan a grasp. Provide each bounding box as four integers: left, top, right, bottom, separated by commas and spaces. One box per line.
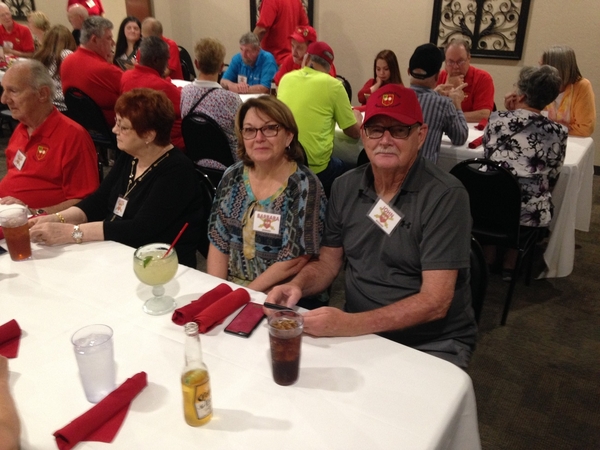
333, 125, 594, 278
1, 241, 480, 450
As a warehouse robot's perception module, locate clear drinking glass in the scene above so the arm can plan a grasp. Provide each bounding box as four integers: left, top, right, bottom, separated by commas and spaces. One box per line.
133, 243, 178, 315
71, 324, 116, 403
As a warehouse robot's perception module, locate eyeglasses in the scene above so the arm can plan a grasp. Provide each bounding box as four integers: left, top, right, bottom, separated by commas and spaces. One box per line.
445, 59, 467, 67
114, 118, 133, 133
241, 124, 281, 140
364, 124, 416, 140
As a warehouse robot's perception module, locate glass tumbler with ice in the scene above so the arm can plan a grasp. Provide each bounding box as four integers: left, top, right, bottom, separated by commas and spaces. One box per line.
71, 324, 116, 403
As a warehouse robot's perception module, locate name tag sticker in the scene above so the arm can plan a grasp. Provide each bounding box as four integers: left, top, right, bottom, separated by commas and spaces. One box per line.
368, 199, 403, 235
253, 212, 281, 235
86, 0, 96, 7
238, 75, 248, 84
13, 150, 26, 171
113, 196, 128, 217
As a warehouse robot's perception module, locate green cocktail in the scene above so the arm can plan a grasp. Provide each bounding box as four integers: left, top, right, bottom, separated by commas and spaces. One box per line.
133, 243, 178, 315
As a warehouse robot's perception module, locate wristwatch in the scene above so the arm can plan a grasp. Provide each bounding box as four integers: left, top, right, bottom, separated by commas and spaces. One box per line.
72, 225, 83, 244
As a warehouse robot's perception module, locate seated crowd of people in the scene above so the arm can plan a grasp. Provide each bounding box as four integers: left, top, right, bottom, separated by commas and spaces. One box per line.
0, 0, 597, 373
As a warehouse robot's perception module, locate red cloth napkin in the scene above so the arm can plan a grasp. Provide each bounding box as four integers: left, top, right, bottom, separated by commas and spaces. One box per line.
475, 118, 488, 130
0, 320, 21, 358
194, 288, 251, 333
0, 227, 4, 240
468, 136, 484, 149
53, 371, 148, 450
172, 283, 233, 325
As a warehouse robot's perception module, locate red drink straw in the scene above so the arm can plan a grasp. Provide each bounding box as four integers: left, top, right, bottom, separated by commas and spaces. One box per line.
163, 222, 189, 258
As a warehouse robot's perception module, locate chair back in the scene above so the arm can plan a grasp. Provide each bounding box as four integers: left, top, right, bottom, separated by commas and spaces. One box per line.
356, 149, 369, 167
194, 167, 216, 258
336, 74, 352, 102
470, 236, 488, 324
450, 158, 522, 247
64, 88, 116, 148
178, 46, 196, 81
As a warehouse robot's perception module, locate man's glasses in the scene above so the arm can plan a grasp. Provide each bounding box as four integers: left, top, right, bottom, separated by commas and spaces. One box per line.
364, 124, 416, 140
445, 59, 467, 67
241, 124, 281, 140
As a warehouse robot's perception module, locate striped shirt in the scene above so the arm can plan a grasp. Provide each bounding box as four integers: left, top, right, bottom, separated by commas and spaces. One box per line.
410, 85, 468, 163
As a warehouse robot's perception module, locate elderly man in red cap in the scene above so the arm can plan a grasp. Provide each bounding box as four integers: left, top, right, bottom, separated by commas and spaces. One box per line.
278, 41, 361, 196
273, 25, 336, 85
268, 84, 477, 369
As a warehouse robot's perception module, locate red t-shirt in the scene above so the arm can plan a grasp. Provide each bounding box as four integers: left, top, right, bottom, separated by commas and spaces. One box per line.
0, 22, 34, 53
120, 65, 185, 149
163, 37, 183, 81
61, 46, 123, 126
274, 54, 337, 85
67, 0, 104, 16
256, 0, 308, 65
437, 65, 495, 113
0, 109, 99, 209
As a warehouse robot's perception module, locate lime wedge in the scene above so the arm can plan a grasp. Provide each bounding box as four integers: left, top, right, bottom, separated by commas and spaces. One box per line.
142, 256, 153, 268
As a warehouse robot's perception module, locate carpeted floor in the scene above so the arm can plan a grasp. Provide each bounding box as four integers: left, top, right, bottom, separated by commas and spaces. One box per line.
1, 124, 598, 449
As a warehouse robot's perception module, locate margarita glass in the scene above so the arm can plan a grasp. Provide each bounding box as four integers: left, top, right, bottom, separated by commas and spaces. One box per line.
133, 243, 178, 315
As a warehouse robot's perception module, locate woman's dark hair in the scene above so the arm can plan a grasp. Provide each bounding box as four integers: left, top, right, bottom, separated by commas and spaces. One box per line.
115, 88, 175, 146
33, 25, 76, 74
113, 16, 141, 67
517, 65, 562, 111
372, 49, 403, 85
235, 96, 304, 167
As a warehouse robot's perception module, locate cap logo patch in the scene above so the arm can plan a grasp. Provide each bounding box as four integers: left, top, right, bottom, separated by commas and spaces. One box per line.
382, 94, 394, 107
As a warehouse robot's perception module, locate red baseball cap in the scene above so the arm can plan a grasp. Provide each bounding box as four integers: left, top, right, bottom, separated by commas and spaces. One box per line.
306, 41, 334, 66
363, 84, 424, 126
290, 25, 317, 44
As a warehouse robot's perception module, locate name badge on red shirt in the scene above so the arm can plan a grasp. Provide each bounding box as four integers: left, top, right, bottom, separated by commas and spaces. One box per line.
86, 0, 96, 7
368, 199, 403, 235
13, 150, 26, 171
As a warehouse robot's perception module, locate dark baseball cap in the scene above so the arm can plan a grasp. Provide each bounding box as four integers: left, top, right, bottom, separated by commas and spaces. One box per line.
409, 43, 444, 80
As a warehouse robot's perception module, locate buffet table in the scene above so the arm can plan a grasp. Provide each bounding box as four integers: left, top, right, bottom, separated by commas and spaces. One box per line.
1, 240, 481, 449
333, 125, 595, 278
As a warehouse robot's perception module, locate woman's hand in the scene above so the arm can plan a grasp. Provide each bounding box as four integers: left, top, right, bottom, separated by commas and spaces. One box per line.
29, 222, 73, 246
28, 213, 60, 227
504, 91, 519, 110
370, 77, 383, 93
0, 196, 26, 207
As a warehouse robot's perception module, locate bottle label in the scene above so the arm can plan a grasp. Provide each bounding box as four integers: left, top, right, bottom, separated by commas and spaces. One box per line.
194, 380, 212, 420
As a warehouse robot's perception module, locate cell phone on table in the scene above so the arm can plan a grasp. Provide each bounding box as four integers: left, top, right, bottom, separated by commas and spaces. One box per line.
224, 302, 265, 338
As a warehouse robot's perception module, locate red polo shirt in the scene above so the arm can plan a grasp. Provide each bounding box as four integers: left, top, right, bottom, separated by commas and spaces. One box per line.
0, 21, 34, 53
256, 0, 309, 65
163, 37, 183, 80
67, 0, 104, 16
0, 109, 99, 208
120, 64, 185, 149
61, 46, 123, 126
437, 65, 495, 113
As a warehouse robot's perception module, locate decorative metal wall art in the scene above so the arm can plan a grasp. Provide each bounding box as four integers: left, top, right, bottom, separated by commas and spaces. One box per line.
430, 0, 531, 60
3, 0, 36, 21
250, 0, 313, 31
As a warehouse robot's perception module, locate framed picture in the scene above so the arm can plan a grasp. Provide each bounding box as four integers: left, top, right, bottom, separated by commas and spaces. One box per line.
429, 0, 531, 60
250, 0, 313, 31
3, 0, 36, 21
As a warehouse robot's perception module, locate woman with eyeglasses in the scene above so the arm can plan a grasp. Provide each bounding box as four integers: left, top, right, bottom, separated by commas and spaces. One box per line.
29, 89, 204, 268
357, 49, 403, 105
207, 96, 327, 293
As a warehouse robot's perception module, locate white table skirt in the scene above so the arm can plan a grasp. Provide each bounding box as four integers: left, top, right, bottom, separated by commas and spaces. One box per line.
333, 125, 594, 278
1, 241, 480, 450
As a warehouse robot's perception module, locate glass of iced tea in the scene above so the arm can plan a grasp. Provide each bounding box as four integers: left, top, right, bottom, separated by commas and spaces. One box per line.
268, 310, 304, 386
133, 243, 178, 315
0, 207, 32, 261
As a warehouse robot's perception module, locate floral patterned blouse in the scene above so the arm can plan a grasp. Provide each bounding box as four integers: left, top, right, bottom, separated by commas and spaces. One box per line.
482, 109, 568, 227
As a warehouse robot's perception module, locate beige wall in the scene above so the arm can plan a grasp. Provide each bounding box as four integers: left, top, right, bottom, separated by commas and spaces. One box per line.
33, 0, 600, 163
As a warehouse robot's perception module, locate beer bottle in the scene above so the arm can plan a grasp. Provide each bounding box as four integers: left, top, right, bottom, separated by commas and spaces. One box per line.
181, 322, 213, 426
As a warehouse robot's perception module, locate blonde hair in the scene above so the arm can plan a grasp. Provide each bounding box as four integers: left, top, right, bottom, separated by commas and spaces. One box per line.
27, 11, 51, 32
194, 38, 226, 75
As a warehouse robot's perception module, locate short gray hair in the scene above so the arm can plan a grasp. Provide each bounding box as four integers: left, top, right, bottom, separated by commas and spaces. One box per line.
11, 60, 55, 99
309, 54, 331, 74
139, 36, 169, 74
239, 32, 259, 47
80, 16, 113, 45
517, 65, 562, 111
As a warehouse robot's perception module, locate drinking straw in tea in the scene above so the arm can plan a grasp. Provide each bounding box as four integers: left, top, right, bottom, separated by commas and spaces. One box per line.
163, 222, 189, 258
